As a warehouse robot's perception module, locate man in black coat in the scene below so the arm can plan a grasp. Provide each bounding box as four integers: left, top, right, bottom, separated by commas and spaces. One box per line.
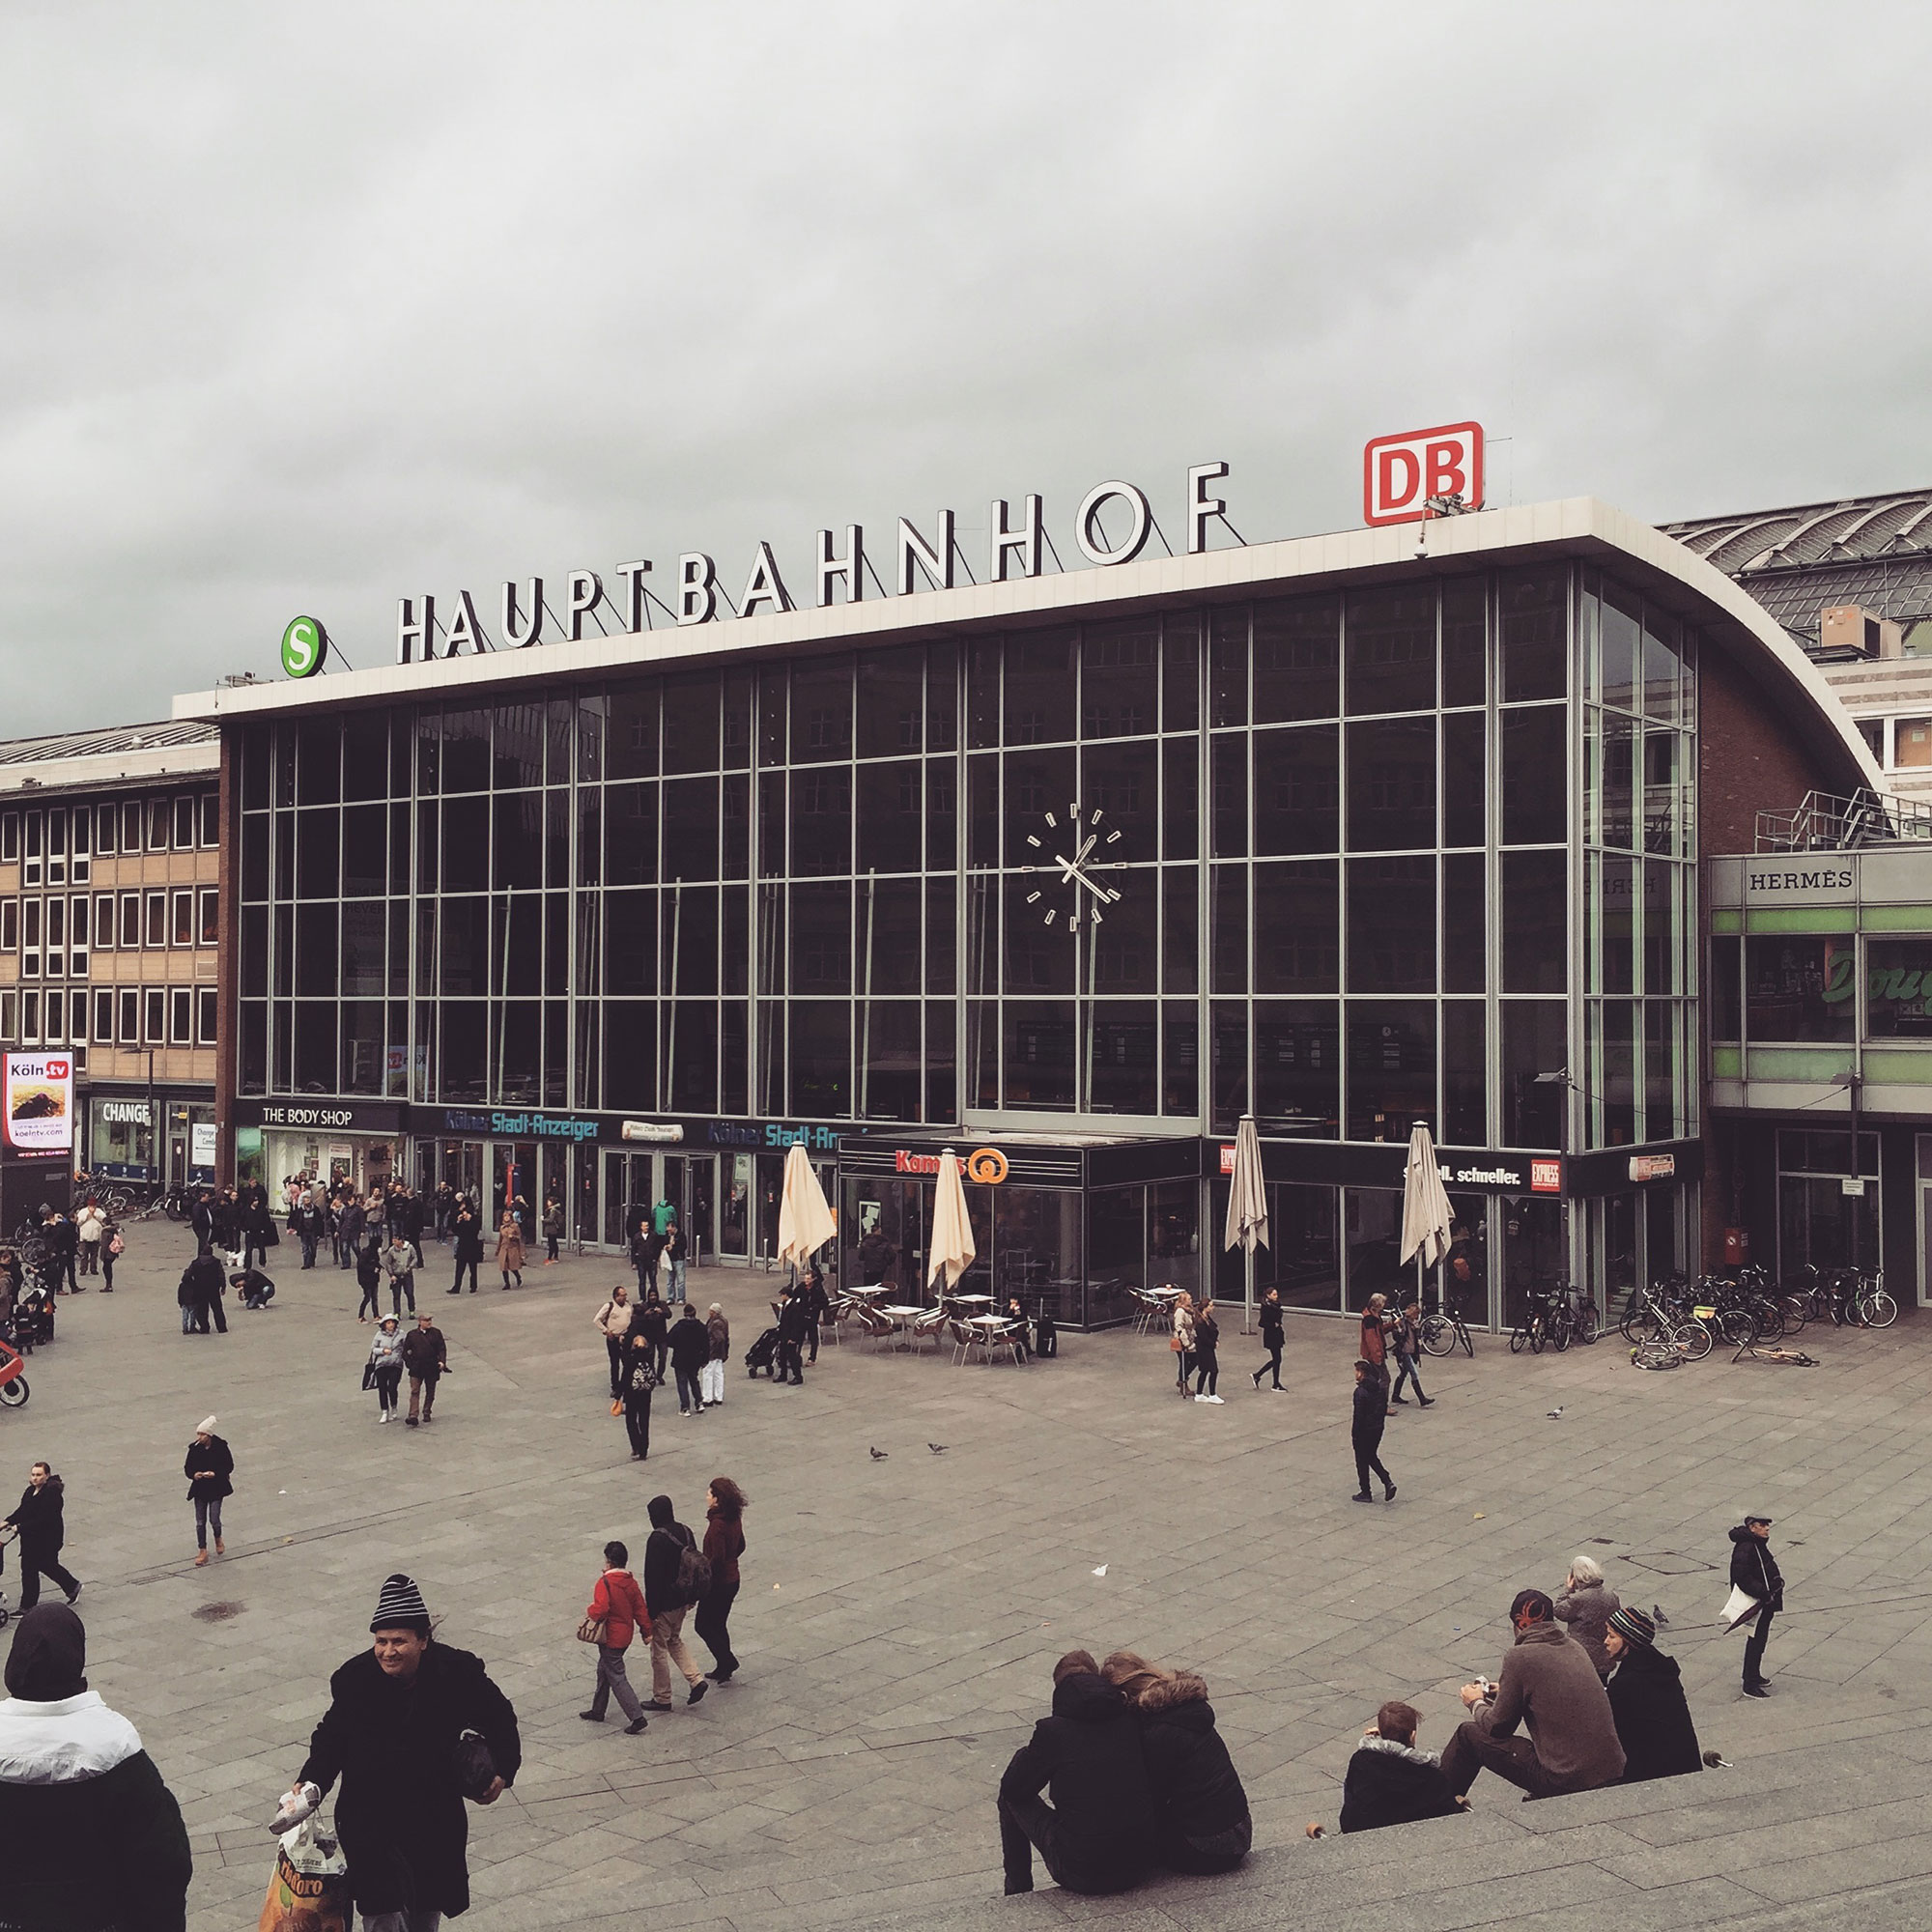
1603, 1607, 1701, 1781
1350, 1360, 1395, 1503
775, 1286, 808, 1387
999, 1651, 1155, 1896
178, 1250, 227, 1336
4, 1463, 80, 1609
1338, 1700, 1466, 1833
668, 1304, 709, 1417
1731, 1515, 1784, 1695
292, 1574, 519, 1925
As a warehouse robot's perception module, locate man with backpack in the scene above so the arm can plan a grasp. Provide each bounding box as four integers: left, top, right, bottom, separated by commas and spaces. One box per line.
641, 1494, 710, 1712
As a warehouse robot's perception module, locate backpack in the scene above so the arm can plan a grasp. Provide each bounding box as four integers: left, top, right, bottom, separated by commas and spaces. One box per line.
672, 1528, 711, 1604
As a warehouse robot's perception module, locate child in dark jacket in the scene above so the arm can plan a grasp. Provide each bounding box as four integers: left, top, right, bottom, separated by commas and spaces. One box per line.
1335, 1701, 1466, 1833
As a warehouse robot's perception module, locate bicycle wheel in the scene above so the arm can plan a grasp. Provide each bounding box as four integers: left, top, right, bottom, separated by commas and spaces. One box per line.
1777, 1294, 1809, 1337
1509, 1323, 1529, 1354
1528, 1317, 1546, 1355
1750, 1299, 1785, 1343
0, 1377, 27, 1408
1862, 1289, 1899, 1328
1575, 1304, 1600, 1346
1717, 1306, 1755, 1347
1550, 1310, 1572, 1352
1420, 1316, 1455, 1359
1674, 1318, 1713, 1361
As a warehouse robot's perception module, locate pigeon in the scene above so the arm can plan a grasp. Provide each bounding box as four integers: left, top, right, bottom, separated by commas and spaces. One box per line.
927, 1443, 949, 1454
1653, 1605, 1671, 1628
1547, 1406, 1565, 1420
868, 1446, 888, 1461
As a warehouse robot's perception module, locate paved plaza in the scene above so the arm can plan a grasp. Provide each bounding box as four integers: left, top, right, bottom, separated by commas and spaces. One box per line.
19, 1229, 1932, 1929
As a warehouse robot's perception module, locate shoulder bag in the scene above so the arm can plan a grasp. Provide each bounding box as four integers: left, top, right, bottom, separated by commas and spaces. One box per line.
674, 1533, 713, 1604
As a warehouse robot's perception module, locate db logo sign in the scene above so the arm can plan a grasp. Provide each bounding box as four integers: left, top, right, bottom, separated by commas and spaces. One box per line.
965, 1147, 1009, 1184
1363, 422, 1484, 526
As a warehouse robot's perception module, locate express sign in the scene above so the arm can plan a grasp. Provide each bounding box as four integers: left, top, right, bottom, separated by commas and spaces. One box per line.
1364, 422, 1485, 526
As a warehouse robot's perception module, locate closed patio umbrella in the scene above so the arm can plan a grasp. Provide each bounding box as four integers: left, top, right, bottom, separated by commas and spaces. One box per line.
1222, 1115, 1268, 1334
1400, 1122, 1455, 1310
926, 1148, 977, 1295
777, 1141, 838, 1277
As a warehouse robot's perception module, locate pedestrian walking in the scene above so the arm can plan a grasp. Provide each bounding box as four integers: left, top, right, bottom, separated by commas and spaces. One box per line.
450, 1202, 483, 1293
1192, 1300, 1223, 1402
3, 1463, 79, 1609
579, 1541, 651, 1734
401, 1311, 450, 1427
641, 1494, 710, 1711
74, 1201, 103, 1277
701, 1302, 729, 1407
620, 1329, 658, 1461
496, 1211, 525, 1290
1359, 1293, 1391, 1395
366, 1314, 406, 1422
1251, 1287, 1285, 1391
543, 1196, 564, 1265
381, 1232, 417, 1318
1730, 1514, 1784, 1697
0, 1604, 193, 1928
99, 1218, 122, 1292
296, 1196, 327, 1270
696, 1477, 748, 1684
594, 1284, 633, 1401
185, 1417, 233, 1567
1350, 1360, 1396, 1504
283, 1574, 520, 1929
669, 1303, 708, 1416
1171, 1290, 1196, 1396
665, 1219, 687, 1304
639, 1288, 669, 1381
336, 1192, 366, 1269
355, 1239, 384, 1322
1389, 1300, 1433, 1408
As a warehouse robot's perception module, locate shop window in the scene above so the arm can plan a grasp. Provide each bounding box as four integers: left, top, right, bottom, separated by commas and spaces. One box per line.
94, 989, 113, 1042
1746, 934, 1855, 1041
199, 887, 218, 947
118, 988, 138, 1045
119, 893, 140, 949
1864, 936, 1932, 1038
1896, 719, 1932, 769
172, 891, 193, 947
144, 988, 166, 1045
145, 892, 166, 948
0, 812, 14, 864
1269, 1181, 1341, 1311
199, 793, 219, 845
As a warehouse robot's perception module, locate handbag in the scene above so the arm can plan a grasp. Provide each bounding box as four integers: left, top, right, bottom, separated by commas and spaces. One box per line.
452, 1730, 497, 1801
1720, 1584, 1762, 1632
108, 1234, 125, 1256
577, 1613, 607, 1645
1168, 1332, 1183, 1352
360, 1361, 379, 1391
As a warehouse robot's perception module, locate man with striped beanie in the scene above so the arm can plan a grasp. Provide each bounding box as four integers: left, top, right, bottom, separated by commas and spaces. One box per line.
1602, 1605, 1702, 1785
283, 1573, 522, 1930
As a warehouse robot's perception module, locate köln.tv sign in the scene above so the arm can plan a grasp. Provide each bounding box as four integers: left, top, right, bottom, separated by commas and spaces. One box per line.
1363, 421, 1484, 526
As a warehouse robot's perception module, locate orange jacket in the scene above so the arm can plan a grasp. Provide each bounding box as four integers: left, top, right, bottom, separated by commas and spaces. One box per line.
588, 1568, 650, 1649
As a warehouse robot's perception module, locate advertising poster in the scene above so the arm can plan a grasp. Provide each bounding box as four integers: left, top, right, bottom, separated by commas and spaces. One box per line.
5, 1053, 73, 1153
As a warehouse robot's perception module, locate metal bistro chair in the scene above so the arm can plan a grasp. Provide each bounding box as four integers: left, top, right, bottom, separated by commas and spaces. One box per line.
908, 1304, 950, 1355
980, 1316, 1025, 1367
949, 1318, 980, 1367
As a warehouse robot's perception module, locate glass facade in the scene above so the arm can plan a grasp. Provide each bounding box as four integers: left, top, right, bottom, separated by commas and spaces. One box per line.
233, 560, 1702, 1319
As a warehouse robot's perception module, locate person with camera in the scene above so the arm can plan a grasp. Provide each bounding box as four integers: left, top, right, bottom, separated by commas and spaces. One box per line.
283, 1574, 520, 1932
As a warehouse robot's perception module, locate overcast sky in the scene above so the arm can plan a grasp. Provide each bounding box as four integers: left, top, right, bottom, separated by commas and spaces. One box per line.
4, 4, 1929, 730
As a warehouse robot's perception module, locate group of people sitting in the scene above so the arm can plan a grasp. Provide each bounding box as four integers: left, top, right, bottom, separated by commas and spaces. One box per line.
999, 1649, 1251, 1896
1325, 1558, 1702, 1834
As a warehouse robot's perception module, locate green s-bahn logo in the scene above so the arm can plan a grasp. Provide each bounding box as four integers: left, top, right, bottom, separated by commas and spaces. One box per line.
280, 615, 329, 679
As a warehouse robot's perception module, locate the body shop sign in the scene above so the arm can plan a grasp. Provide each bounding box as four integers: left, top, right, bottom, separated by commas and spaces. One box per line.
5, 1054, 72, 1153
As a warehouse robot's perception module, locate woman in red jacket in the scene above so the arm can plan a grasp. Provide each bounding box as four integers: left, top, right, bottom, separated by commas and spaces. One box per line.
581, 1540, 651, 1733
696, 1477, 749, 1684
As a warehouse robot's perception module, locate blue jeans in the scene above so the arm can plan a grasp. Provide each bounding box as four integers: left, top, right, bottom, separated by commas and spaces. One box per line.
1392, 1352, 1426, 1401
194, 1497, 223, 1548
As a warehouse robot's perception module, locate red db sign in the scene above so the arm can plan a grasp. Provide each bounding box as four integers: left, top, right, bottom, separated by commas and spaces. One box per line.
1363, 422, 1484, 526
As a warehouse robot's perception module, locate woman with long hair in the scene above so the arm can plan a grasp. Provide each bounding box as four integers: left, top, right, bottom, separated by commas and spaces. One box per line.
1171, 1290, 1196, 1398
1192, 1299, 1222, 1403
695, 1476, 749, 1684
1101, 1652, 1251, 1874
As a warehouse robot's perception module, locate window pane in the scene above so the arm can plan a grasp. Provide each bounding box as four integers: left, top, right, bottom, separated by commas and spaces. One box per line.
854, 648, 923, 759
607, 683, 660, 780
1711, 933, 1742, 1039
1601, 580, 1641, 711
1345, 586, 1435, 715
1347, 718, 1434, 850
1005, 1001, 1073, 1109
1746, 935, 1855, 1042
1442, 852, 1485, 993
1162, 868, 1197, 995
1348, 857, 1435, 992
1254, 725, 1338, 855
859, 1002, 922, 1121
1501, 1001, 1566, 1147
664, 673, 722, 773
1499, 566, 1567, 701
1163, 615, 1200, 733
1441, 578, 1486, 708
1254, 860, 1338, 993
661, 778, 720, 883
1500, 707, 1566, 844
1004, 631, 1075, 746
1441, 712, 1486, 848
1253, 594, 1337, 724
1087, 1002, 1157, 1114
1865, 937, 1932, 1038
1442, 1002, 1486, 1143
1897, 718, 1932, 769
1254, 1001, 1338, 1136
1502, 850, 1567, 993
1208, 610, 1247, 727
1091, 871, 1154, 995
1081, 742, 1156, 863
1346, 1001, 1435, 1141
1081, 621, 1158, 738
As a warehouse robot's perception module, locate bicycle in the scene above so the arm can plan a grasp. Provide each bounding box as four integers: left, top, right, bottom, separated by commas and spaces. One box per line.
1418, 1301, 1475, 1358
1625, 1281, 1712, 1360
1510, 1282, 1565, 1354
1847, 1267, 1897, 1328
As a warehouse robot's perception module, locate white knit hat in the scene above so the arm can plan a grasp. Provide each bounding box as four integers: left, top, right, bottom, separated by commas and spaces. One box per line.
196, 1416, 217, 1435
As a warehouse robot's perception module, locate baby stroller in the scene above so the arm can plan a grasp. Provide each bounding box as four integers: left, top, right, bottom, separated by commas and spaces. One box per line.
744, 1326, 781, 1378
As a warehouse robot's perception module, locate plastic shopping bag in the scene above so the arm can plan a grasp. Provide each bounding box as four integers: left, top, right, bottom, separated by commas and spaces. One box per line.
258, 1819, 351, 1932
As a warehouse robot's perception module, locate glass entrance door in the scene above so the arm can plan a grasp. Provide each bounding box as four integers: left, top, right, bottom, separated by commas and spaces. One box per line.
494, 1142, 537, 1230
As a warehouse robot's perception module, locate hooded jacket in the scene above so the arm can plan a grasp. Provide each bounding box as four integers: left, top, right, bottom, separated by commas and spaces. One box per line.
0, 1690, 193, 1932
6, 1475, 65, 1555
1339, 1735, 1465, 1833
643, 1520, 698, 1615
1131, 1670, 1251, 1857
298, 1641, 521, 1918
1605, 1643, 1702, 1784
999, 1671, 1155, 1892
1729, 1525, 1784, 1611
1468, 1620, 1626, 1792
1553, 1577, 1622, 1675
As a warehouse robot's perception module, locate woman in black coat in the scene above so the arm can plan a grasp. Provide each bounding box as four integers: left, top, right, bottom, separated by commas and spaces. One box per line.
294, 1575, 521, 1922
184, 1419, 234, 1566
1102, 1653, 1251, 1873
1603, 1608, 1701, 1782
